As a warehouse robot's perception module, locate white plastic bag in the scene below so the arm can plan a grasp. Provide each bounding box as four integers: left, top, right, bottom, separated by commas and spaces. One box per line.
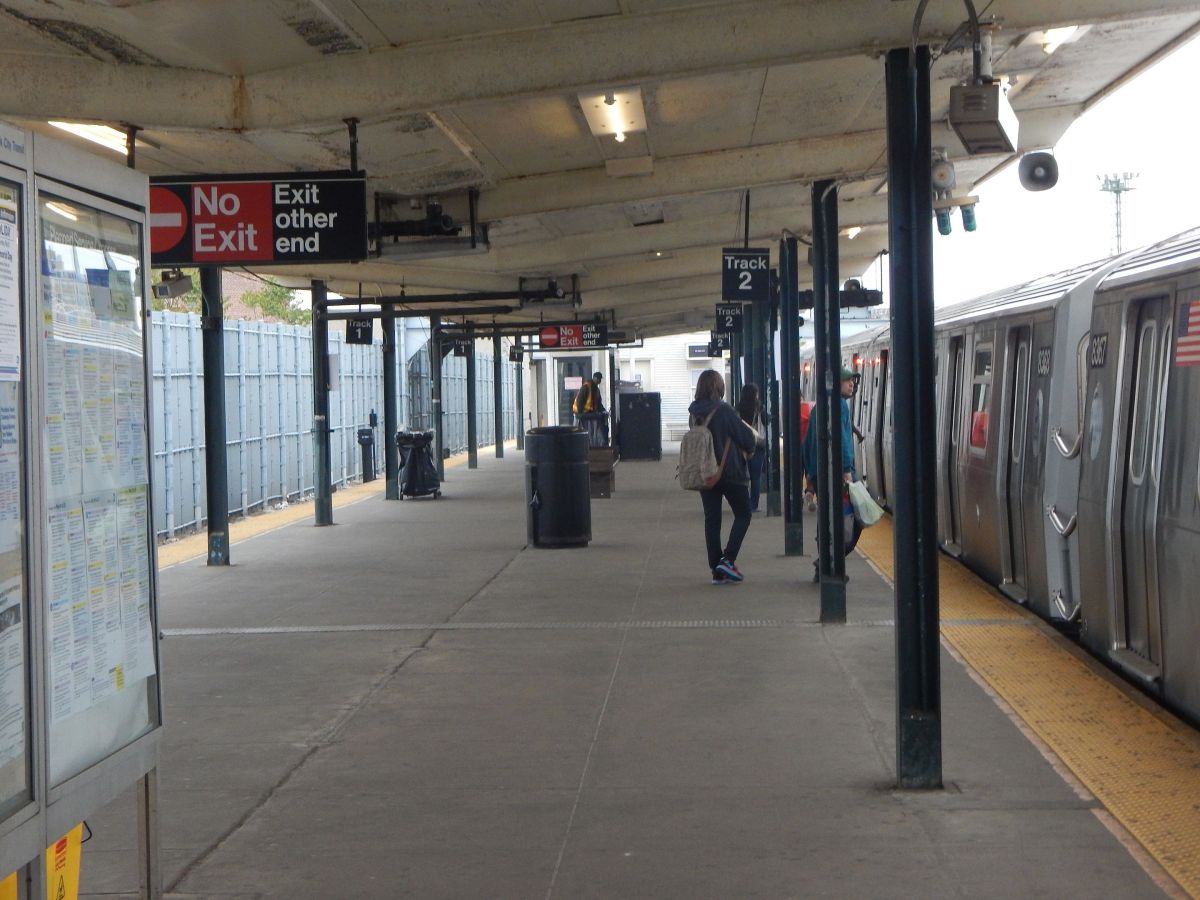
847, 480, 884, 527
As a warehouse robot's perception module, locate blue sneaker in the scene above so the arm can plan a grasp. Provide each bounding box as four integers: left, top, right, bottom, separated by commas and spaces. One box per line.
715, 558, 743, 582
711, 570, 730, 585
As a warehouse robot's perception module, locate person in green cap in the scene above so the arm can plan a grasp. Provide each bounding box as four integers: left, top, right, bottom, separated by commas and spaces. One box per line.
802, 367, 860, 577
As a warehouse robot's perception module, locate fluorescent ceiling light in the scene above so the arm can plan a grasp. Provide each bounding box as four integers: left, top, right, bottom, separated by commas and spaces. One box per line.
49, 121, 130, 154
45, 201, 78, 221
843, 226, 863, 240
579, 88, 647, 142
1041, 25, 1079, 54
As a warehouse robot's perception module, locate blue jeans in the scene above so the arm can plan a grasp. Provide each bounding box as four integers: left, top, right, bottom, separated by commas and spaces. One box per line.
748, 446, 766, 511
700, 479, 752, 571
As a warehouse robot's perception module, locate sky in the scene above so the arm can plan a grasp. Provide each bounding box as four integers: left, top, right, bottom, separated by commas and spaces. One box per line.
883, 32, 1200, 308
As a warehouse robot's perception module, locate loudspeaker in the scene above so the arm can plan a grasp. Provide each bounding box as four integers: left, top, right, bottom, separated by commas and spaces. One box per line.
1019, 152, 1059, 192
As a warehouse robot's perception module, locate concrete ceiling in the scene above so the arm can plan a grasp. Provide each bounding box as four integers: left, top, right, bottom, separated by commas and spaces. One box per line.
1, 0, 1197, 336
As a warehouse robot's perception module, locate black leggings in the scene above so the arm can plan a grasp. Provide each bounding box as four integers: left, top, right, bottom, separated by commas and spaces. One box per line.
700, 480, 752, 571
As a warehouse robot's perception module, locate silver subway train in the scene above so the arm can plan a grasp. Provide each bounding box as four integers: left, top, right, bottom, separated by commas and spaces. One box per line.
800, 227, 1200, 723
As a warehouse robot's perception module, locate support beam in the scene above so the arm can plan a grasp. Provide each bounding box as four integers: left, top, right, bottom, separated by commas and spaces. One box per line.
466, 331, 479, 469
311, 280, 334, 526
136, 770, 162, 900
382, 305, 400, 499
200, 267, 230, 564
515, 338, 526, 451
9, 0, 1186, 127
812, 179, 846, 622
493, 333, 504, 458
886, 45, 942, 790
430, 316, 445, 482
779, 237, 803, 555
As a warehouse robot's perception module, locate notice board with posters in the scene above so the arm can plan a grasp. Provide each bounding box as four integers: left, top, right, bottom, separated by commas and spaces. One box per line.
0, 122, 162, 885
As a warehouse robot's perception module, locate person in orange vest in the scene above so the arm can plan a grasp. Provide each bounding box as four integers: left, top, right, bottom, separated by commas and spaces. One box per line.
572, 371, 606, 416
573, 371, 609, 445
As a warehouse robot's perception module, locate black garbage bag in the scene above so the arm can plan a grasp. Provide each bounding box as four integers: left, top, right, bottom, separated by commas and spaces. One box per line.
396, 430, 441, 498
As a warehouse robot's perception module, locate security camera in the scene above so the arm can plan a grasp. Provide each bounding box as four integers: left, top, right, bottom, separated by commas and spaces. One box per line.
152, 270, 192, 300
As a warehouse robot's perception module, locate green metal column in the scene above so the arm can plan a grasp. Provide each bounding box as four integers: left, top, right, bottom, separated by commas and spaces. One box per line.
812, 179, 846, 623
766, 282, 782, 517
493, 332, 504, 458
200, 267, 230, 562
311, 279, 333, 526
466, 330, 479, 469
515, 337, 525, 451
886, 44, 942, 789
382, 305, 399, 500
780, 237, 803, 554
430, 316, 445, 482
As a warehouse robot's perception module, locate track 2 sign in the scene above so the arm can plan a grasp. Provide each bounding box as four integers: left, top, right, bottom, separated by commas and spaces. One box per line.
714, 303, 743, 334
721, 248, 770, 301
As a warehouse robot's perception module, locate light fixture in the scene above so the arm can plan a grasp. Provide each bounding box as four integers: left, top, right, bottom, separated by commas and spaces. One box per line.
45, 201, 78, 221
844, 226, 862, 240
48, 121, 130, 154
579, 87, 647, 143
1041, 25, 1079, 54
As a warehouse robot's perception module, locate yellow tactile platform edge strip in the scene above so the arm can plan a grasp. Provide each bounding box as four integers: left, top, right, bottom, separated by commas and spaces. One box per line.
156, 443, 512, 569
856, 517, 1200, 898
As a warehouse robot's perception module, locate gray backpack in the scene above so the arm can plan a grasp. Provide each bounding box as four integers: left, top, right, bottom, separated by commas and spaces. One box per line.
678, 410, 730, 490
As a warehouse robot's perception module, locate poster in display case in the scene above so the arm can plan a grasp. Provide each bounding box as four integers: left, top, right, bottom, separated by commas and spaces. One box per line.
38, 193, 158, 785
0, 177, 29, 819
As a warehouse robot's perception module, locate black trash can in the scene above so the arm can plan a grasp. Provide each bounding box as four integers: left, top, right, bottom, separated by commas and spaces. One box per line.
357, 427, 376, 482
395, 430, 441, 499
525, 426, 591, 547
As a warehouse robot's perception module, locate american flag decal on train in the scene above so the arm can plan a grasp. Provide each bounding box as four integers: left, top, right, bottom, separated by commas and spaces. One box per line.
1178, 300, 1200, 366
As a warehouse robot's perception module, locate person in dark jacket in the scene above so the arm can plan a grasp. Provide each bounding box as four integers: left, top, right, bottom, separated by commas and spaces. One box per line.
688, 369, 758, 584
736, 383, 767, 513
802, 367, 860, 579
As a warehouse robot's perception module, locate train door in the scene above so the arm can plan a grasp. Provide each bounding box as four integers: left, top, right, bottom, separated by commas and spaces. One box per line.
945, 336, 966, 551
557, 357, 591, 425
876, 349, 890, 502
1004, 327, 1032, 598
1118, 297, 1172, 666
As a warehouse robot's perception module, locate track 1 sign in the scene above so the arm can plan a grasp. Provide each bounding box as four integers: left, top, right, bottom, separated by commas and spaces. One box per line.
346, 317, 372, 344
721, 247, 770, 301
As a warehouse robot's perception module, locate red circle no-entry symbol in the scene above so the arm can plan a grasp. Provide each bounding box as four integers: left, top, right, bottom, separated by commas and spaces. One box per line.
149, 187, 188, 255
539, 326, 560, 348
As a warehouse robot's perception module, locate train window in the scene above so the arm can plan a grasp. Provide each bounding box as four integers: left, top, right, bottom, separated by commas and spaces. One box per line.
1129, 320, 1157, 484
969, 345, 992, 451
1152, 322, 1172, 486
1032, 389, 1044, 460
1088, 386, 1105, 461
1077, 333, 1091, 435
1012, 344, 1029, 462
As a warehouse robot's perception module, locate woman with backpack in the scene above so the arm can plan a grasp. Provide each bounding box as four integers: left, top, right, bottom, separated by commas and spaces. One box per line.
736, 383, 767, 513
686, 369, 758, 585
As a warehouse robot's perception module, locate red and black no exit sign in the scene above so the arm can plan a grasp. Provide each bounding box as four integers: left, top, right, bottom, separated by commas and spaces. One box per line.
148, 170, 367, 267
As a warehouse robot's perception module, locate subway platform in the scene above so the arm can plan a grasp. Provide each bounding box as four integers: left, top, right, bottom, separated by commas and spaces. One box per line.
79, 451, 1193, 899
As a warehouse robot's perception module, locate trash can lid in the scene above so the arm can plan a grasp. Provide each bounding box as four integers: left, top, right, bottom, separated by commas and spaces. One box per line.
527, 426, 584, 435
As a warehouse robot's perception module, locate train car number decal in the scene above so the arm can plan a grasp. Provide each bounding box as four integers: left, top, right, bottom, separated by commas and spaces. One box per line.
1037, 347, 1052, 376
1089, 333, 1109, 368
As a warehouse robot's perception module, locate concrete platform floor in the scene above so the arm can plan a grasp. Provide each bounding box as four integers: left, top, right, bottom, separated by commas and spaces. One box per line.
79, 452, 1169, 899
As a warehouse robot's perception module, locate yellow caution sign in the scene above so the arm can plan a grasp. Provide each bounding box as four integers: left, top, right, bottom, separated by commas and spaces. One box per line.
0, 872, 17, 900
45, 824, 82, 900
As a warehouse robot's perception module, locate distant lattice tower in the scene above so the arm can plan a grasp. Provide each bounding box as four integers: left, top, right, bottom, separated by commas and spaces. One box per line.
1098, 172, 1137, 255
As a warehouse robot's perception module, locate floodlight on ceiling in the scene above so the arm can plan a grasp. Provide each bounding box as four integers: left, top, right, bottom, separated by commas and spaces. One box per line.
579, 87, 646, 143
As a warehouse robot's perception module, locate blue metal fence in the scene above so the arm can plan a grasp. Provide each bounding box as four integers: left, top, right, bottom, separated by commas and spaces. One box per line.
150, 314, 519, 538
